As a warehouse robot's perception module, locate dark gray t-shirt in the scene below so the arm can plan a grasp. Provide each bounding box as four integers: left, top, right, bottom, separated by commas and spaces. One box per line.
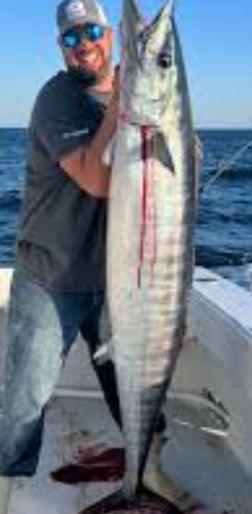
17, 70, 110, 292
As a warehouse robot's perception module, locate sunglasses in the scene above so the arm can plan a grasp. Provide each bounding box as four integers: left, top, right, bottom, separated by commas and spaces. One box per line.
62, 23, 106, 49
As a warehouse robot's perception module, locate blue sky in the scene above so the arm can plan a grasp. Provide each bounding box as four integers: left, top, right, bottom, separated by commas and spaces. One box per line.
1, 0, 251, 128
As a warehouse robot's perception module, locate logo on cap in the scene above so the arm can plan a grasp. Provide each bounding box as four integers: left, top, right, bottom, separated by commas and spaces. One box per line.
65, 0, 87, 21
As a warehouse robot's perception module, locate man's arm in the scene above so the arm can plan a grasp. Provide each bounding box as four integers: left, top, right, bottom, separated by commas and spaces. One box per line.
59, 89, 119, 198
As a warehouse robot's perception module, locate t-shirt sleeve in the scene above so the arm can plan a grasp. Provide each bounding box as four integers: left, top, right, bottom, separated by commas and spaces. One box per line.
31, 79, 100, 163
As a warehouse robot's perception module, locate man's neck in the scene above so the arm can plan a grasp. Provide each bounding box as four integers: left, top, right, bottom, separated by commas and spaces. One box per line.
88, 66, 114, 95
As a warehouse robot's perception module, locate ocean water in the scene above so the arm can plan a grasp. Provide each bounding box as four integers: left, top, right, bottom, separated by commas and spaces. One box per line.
0, 127, 251, 291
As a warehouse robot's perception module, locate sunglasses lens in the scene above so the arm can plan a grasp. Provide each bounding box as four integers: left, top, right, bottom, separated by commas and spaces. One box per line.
62, 31, 79, 49
85, 24, 105, 41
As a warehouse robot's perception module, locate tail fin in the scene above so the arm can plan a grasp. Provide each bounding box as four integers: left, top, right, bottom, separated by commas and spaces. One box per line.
78, 486, 182, 513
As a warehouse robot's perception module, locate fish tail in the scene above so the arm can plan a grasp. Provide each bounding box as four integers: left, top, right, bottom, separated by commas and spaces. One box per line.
78, 486, 182, 513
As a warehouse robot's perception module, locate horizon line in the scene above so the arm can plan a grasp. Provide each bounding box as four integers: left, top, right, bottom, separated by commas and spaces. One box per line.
0, 125, 251, 132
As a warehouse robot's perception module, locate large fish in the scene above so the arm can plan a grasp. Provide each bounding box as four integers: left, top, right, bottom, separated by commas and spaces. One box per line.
80, 0, 199, 511
106, 0, 198, 501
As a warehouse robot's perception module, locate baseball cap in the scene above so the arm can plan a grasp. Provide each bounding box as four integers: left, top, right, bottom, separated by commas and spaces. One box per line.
57, 0, 108, 35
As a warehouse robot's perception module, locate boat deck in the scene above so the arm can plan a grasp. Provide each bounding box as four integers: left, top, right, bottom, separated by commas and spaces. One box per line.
3, 393, 252, 514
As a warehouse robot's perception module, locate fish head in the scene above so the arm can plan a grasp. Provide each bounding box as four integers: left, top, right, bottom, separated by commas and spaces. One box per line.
119, 0, 175, 127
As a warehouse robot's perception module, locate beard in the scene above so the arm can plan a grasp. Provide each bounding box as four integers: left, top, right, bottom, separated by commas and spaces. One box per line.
68, 66, 97, 87
68, 56, 112, 89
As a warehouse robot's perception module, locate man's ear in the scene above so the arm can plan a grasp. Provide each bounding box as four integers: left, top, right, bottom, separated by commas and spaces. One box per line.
57, 34, 63, 49
57, 35, 69, 64
106, 27, 114, 52
107, 27, 114, 42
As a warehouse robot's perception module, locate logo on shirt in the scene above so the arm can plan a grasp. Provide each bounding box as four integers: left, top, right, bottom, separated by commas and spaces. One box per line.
62, 128, 90, 139
66, 0, 87, 21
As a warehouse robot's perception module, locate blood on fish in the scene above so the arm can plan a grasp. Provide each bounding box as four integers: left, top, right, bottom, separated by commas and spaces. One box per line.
138, 126, 156, 287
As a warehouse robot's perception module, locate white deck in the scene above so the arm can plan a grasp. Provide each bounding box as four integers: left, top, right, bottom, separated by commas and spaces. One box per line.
3, 393, 252, 514
0, 266, 252, 513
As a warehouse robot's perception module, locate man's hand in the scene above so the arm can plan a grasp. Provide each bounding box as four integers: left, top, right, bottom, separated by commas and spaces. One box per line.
103, 65, 120, 133
101, 66, 120, 167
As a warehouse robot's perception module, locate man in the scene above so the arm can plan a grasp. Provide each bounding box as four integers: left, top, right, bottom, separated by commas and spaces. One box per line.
0, 1, 197, 512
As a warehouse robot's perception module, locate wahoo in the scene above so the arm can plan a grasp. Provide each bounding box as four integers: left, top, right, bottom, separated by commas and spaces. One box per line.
107, 0, 198, 500
81, 0, 199, 511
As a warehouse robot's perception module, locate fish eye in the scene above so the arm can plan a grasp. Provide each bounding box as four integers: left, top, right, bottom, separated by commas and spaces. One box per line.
158, 52, 171, 69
